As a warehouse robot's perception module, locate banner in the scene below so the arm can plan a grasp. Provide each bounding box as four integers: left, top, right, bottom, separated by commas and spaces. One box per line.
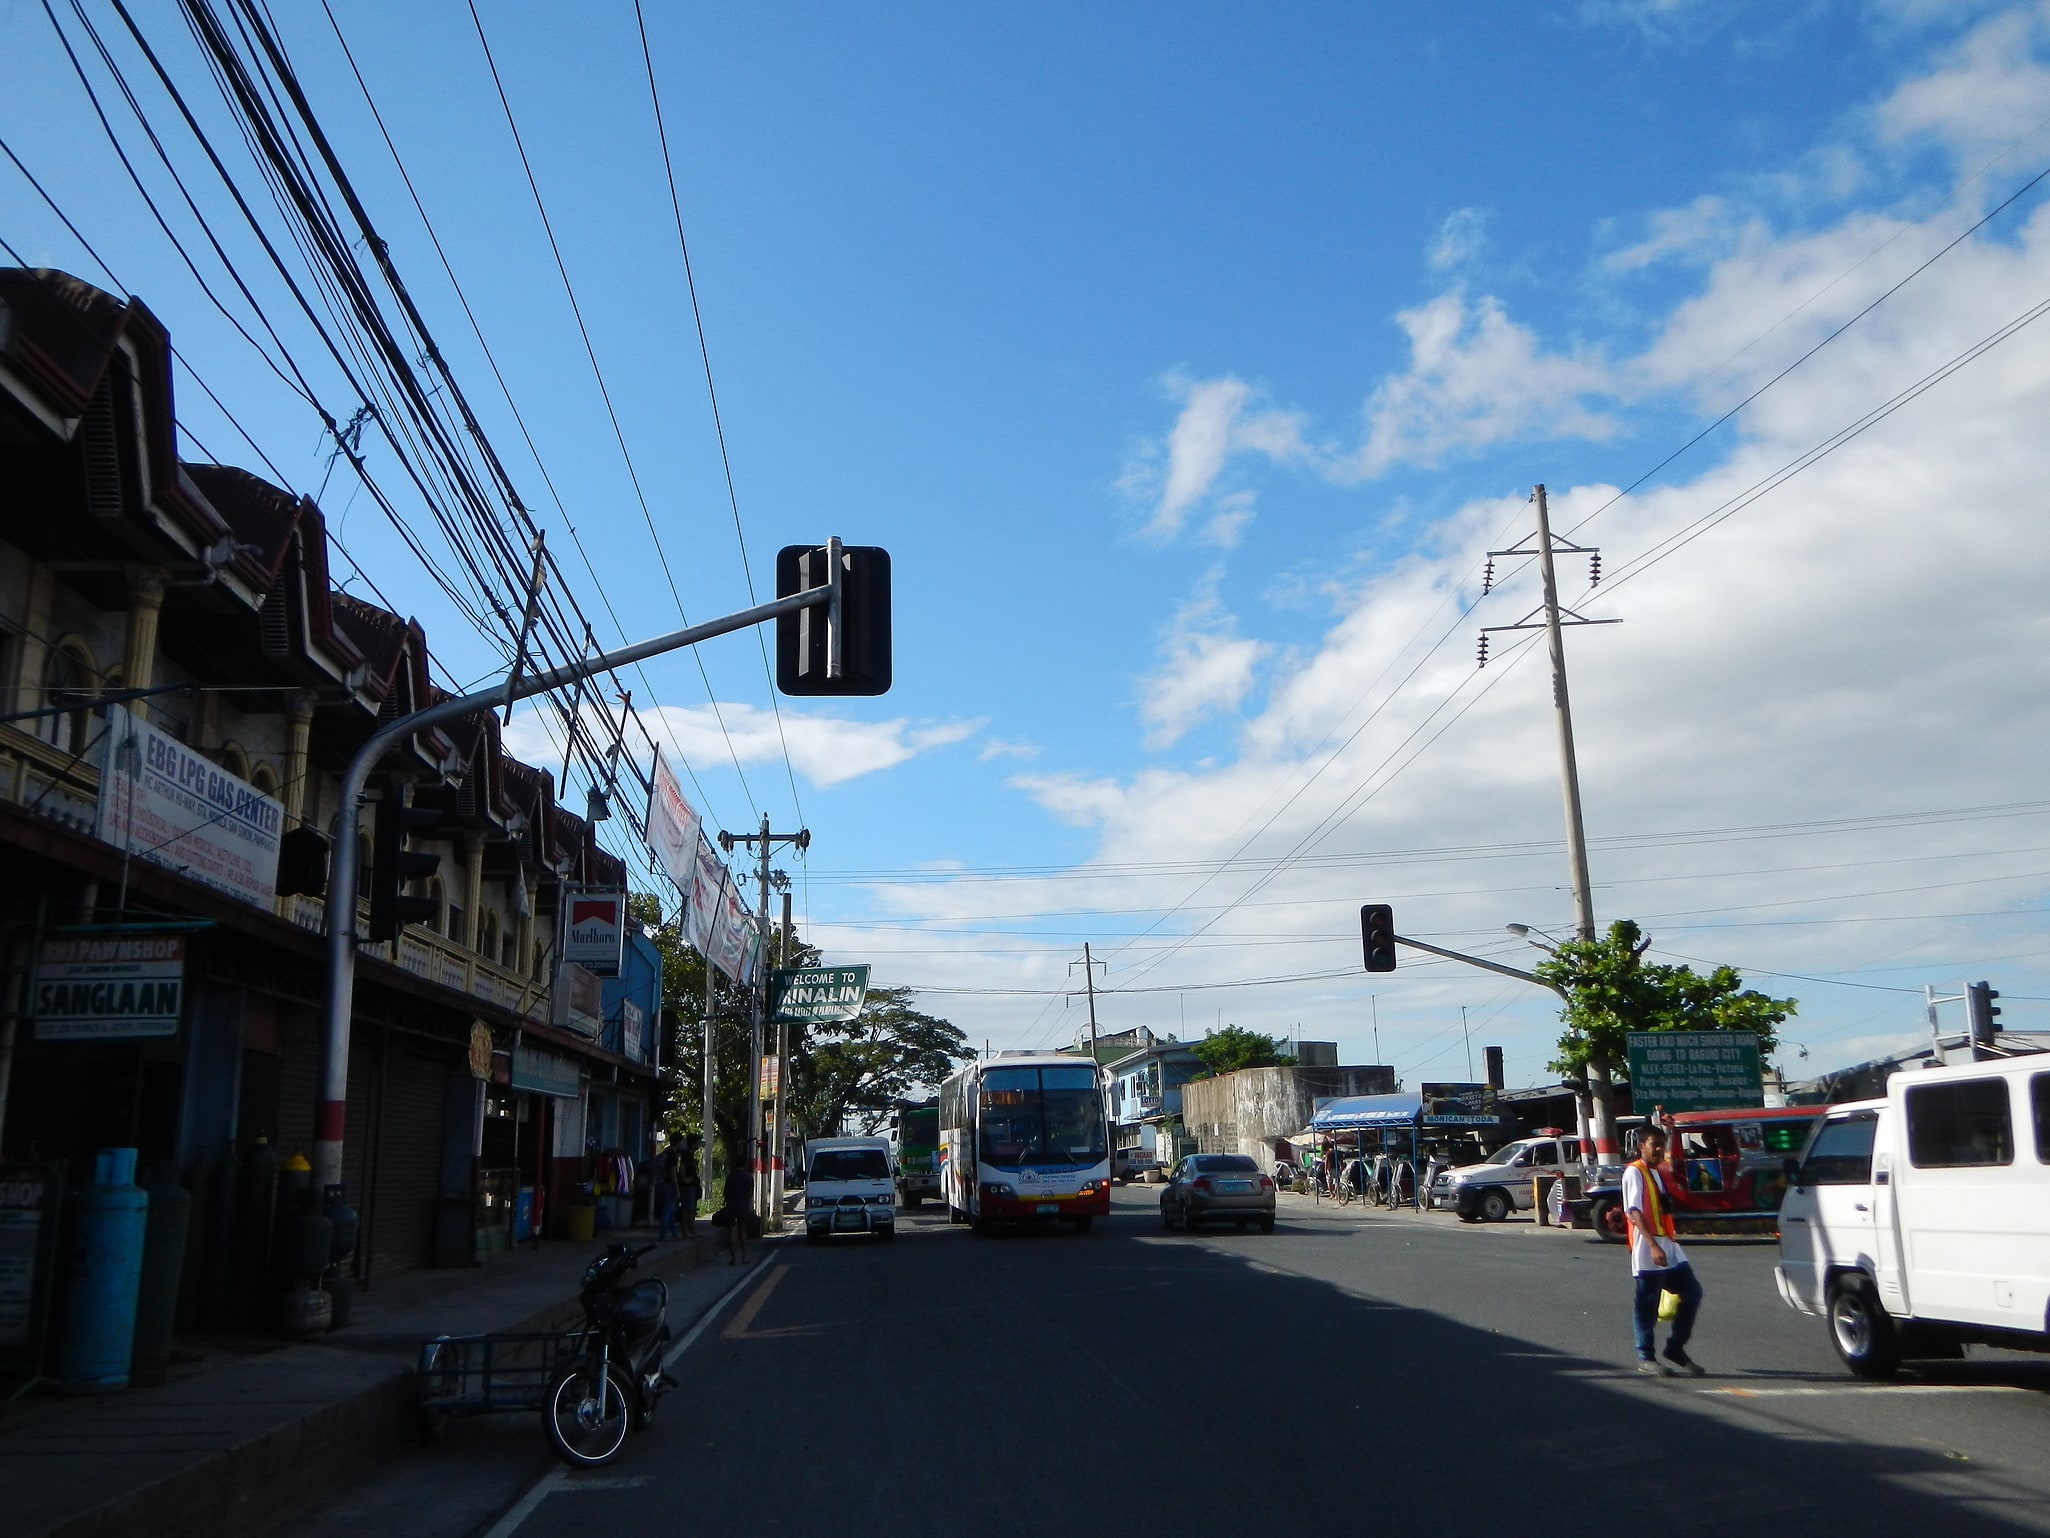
33, 933, 185, 1041
96, 705, 282, 908
712, 874, 752, 983
1419, 1083, 1500, 1126
686, 839, 722, 956
771, 965, 870, 1024
562, 889, 625, 978
645, 750, 701, 895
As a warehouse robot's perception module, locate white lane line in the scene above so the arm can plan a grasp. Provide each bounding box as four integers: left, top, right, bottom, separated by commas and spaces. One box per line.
480, 1247, 792, 1538
1704, 1385, 2030, 1398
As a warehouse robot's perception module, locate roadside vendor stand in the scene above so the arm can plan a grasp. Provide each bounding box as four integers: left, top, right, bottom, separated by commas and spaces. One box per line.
1311, 1087, 1507, 1208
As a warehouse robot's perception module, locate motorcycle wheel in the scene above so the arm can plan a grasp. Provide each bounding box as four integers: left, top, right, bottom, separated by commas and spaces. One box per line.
544, 1359, 635, 1467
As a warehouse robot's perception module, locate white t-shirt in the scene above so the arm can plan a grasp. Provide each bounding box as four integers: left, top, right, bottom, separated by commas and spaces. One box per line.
1621, 1162, 1689, 1276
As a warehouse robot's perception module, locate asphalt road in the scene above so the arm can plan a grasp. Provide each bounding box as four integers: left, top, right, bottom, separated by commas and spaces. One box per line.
300, 1187, 2050, 1538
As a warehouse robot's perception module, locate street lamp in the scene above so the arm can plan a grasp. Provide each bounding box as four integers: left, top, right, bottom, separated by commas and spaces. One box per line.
1505, 922, 1564, 952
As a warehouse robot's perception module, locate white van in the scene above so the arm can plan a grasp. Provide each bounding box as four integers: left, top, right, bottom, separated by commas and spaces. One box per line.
803, 1136, 898, 1244
1775, 1055, 2050, 1376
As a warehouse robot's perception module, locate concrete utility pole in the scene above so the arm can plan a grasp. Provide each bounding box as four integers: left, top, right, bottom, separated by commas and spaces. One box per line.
769, 884, 794, 1228
718, 816, 808, 1232
1482, 486, 1620, 1158
701, 950, 716, 1210
316, 571, 844, 1195
1071, 943, 1104, 1063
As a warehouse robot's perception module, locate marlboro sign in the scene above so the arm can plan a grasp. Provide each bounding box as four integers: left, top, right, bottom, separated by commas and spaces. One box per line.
562, 889, 626, 978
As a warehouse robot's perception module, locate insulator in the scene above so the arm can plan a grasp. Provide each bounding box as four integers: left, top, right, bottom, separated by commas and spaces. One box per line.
1476, 634, 1490, 669
1589, 552, 1601, 587
1481, 558, 1495, 595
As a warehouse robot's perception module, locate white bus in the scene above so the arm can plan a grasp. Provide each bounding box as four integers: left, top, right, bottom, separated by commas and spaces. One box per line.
939, 1053, 1112, 1233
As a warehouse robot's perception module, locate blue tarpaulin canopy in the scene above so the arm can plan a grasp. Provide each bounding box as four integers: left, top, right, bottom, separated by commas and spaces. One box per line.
1309, 1093, 1422, 1131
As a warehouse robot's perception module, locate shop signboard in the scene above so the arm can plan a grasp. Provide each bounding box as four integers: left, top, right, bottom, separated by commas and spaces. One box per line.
645, 750, 701, 895
770, 966, 871, 1024
1626, 1031, 1763, 1113
1419, 1083, 1500, 1126
759, 1054, 780, 1099
552, 964, 604, 1039
33, 933, 185, 1041
96, 704, 282, 908
0, 1164, 59, 1360
468, 1021, 494, 1080
511, 1044, 582, 1098
621, 999, 650, 1064
562, 889, 625, 978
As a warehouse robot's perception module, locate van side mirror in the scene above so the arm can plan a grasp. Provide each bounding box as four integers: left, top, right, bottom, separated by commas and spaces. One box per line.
1782, 1156, 1802, 1186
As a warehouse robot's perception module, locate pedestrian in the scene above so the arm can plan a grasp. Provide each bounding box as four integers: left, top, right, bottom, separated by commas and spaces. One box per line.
677, 1137, 702, 1238
1624, 1123, 1705, 1377
720, 1154, 754, 1266
651, 1140, 681, 1242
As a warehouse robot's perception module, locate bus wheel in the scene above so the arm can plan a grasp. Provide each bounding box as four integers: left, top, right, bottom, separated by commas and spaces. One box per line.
1072, 1216, 1094, 1235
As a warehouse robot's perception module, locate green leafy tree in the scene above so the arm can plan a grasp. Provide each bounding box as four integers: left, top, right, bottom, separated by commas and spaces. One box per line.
1189, 1024, 1297, 1079
1534, 919, 1795, 1140
788, 986, 973, 1136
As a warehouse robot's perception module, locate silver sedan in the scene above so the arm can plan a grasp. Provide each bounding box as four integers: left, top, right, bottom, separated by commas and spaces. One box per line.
1160, 1154, 1277, 1233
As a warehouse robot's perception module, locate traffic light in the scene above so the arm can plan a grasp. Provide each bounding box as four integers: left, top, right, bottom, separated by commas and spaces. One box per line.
275, 825, 331, 898
367, 788, 440, 941
1966, 981, 2002, 1045
775, 543, 891, 696
1360, 904, 1397, 973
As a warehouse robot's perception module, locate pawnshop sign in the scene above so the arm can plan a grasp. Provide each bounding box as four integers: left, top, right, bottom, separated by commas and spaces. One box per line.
33, 935, 186, 1041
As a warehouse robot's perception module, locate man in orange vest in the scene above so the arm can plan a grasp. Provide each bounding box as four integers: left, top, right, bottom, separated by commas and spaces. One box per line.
1624, 1123, 1705, 1376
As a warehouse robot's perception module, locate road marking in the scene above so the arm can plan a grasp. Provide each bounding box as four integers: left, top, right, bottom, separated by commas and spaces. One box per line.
1704, 1385, 2030, 1398
720, 1263, 791, 1339
483, 1248, 792, 1538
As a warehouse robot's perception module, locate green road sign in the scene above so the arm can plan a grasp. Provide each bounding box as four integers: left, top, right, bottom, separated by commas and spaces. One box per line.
771, 965, 870, 1023
1625, 1030, 1763, 1113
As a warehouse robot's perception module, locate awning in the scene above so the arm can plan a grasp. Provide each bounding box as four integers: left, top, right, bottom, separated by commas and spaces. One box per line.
1310, 1093, 1422, 1131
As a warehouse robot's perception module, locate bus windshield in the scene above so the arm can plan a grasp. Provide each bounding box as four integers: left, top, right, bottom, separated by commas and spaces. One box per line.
979, 1066, 1107, 1168
900, 1108, 939, 1151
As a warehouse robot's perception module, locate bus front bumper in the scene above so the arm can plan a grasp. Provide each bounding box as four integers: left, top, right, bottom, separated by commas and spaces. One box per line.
977, 1183, 1112, 1221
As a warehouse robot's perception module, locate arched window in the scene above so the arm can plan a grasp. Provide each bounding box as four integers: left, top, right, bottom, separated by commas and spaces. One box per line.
425, 875, 446, 936
220, 744, 251, 782
39, 643, 97, 756
479, 908, 499, 962
250, 764, 279, 799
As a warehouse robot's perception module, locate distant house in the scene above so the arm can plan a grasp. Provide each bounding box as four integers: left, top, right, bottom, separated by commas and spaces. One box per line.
1105, 1040, 1204, 1160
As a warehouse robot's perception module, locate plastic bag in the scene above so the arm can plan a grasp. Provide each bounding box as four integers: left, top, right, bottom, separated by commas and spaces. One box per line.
1658, 1288, 1682, 1322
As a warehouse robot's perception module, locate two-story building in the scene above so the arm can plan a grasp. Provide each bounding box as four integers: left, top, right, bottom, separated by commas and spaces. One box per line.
0, 269, 662, 1333
1105, 1038, 1203, 1162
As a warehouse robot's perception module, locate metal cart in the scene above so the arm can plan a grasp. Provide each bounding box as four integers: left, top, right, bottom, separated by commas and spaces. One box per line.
415, 1328, 591, 1438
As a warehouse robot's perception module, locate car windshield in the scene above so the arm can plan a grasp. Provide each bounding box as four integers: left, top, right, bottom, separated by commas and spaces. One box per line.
979, 1067, 1108, 1167
810, 1149, 889, 1181
1197, 1155, 1259, 1173
1490, 1146, 1529, 1166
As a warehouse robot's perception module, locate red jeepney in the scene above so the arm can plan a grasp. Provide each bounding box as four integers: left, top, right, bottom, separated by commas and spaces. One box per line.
1582, 1105, 1821, 1243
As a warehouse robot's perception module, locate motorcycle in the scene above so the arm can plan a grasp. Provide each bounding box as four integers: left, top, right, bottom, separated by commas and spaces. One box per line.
543, 1243, 677, 1467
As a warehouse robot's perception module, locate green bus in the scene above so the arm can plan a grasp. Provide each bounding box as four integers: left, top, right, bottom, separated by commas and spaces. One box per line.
889, 1098, 942, 1207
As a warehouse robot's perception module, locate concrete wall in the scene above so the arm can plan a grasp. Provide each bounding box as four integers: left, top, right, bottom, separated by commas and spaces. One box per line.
1180, 1065, 1397, 1169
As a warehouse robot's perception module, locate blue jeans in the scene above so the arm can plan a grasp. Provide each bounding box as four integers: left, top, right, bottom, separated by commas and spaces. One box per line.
655, 1188, 679, 1241
1632, 1261, 1702, 1358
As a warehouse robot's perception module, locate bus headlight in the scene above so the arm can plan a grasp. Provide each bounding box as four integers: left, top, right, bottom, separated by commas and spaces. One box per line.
980, 1182, 1016, 1202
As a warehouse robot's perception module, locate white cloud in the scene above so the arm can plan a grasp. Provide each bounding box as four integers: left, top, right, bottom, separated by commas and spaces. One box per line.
1428, 207, 1489, 272
1138, 594, 1271, 749
1876, 7, 2050, 164
1602, 195, 1740, 272
977, 737, 1040, 763
1124, 375, 1305, 541
506, 702, 979, 791
1352, 294, 1618, 476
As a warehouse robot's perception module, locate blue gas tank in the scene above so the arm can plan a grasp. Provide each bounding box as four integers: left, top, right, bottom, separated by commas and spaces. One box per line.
58, 1148, 151, 1391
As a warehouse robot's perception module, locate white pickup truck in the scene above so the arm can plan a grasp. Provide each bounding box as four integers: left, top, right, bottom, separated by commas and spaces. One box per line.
1775, 1055, 2049, 1376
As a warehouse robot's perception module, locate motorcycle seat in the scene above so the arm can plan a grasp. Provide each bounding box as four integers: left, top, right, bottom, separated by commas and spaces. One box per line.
616, 1281, 665, 1324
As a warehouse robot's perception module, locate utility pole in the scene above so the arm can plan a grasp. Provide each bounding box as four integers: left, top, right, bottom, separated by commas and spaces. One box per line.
1071, 943, 1104, 1063
1481, 485, 1619, 1157
768, 883, 794, 1228
717, 816, 809, 1232
701, 945, 716, 1211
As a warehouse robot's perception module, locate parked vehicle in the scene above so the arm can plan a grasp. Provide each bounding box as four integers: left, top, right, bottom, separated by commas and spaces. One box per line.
542, 1243, 675, 1467
1775, 1056, 2050, 1378
1160, 1154, 1276, 1233
1432, 1135, 1581, 1222
805, 1137, 899, 1243
888, 1099, 942, 1207
1112, 1148, 1160, 1182
940, 1053, 1112, 1233
1576, 1106, 1819, 1242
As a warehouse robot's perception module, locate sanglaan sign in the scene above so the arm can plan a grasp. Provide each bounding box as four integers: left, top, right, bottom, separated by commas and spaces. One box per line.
33, 934, 185, 1041
770, 966, 870, 1024
1626, 1031, 1763, 1113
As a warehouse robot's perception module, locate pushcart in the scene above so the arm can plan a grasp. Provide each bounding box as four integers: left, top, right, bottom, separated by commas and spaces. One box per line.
415, 1329, 591, 1439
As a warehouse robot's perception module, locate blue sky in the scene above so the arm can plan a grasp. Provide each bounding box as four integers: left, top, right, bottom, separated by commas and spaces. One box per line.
7, 0, 2050, 1085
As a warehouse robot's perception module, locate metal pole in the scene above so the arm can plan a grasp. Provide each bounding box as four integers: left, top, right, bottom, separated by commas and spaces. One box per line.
1082, 942, 1100, 1063
701, 947, 715, 1209
317, 581, 835, 1191
769, 888, 793, 1232
1531, 484, 1615, 1160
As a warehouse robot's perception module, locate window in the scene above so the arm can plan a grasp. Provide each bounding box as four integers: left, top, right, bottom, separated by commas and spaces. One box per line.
810, 1148, 889, 1181
1800, 1113, 1877, 1185
39, 644, 97, 756
1906, 1079, 2013, 1169
2031, 1074, 2049, 1165
1194, 1155, 1259, 1173
479, 910, 500, 963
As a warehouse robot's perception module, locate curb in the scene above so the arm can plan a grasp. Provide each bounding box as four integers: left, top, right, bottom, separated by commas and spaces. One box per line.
26, 1235, 722, 1538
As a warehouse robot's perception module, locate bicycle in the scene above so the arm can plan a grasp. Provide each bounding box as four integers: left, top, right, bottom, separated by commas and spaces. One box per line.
1332, 1159, 1357, 1206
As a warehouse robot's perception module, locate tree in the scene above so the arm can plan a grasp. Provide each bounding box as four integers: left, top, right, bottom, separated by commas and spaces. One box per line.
1534, 919, 1795, 1134
788, 986, 973, 1136
1189, 1025, 1297, 1078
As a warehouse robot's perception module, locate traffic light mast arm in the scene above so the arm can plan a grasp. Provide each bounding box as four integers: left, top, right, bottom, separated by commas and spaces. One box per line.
1395, 933, 1568, 1000
315, 576, 841, 1191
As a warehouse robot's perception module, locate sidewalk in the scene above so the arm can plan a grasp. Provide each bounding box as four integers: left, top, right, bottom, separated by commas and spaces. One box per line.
2, 1225, 730, 1538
